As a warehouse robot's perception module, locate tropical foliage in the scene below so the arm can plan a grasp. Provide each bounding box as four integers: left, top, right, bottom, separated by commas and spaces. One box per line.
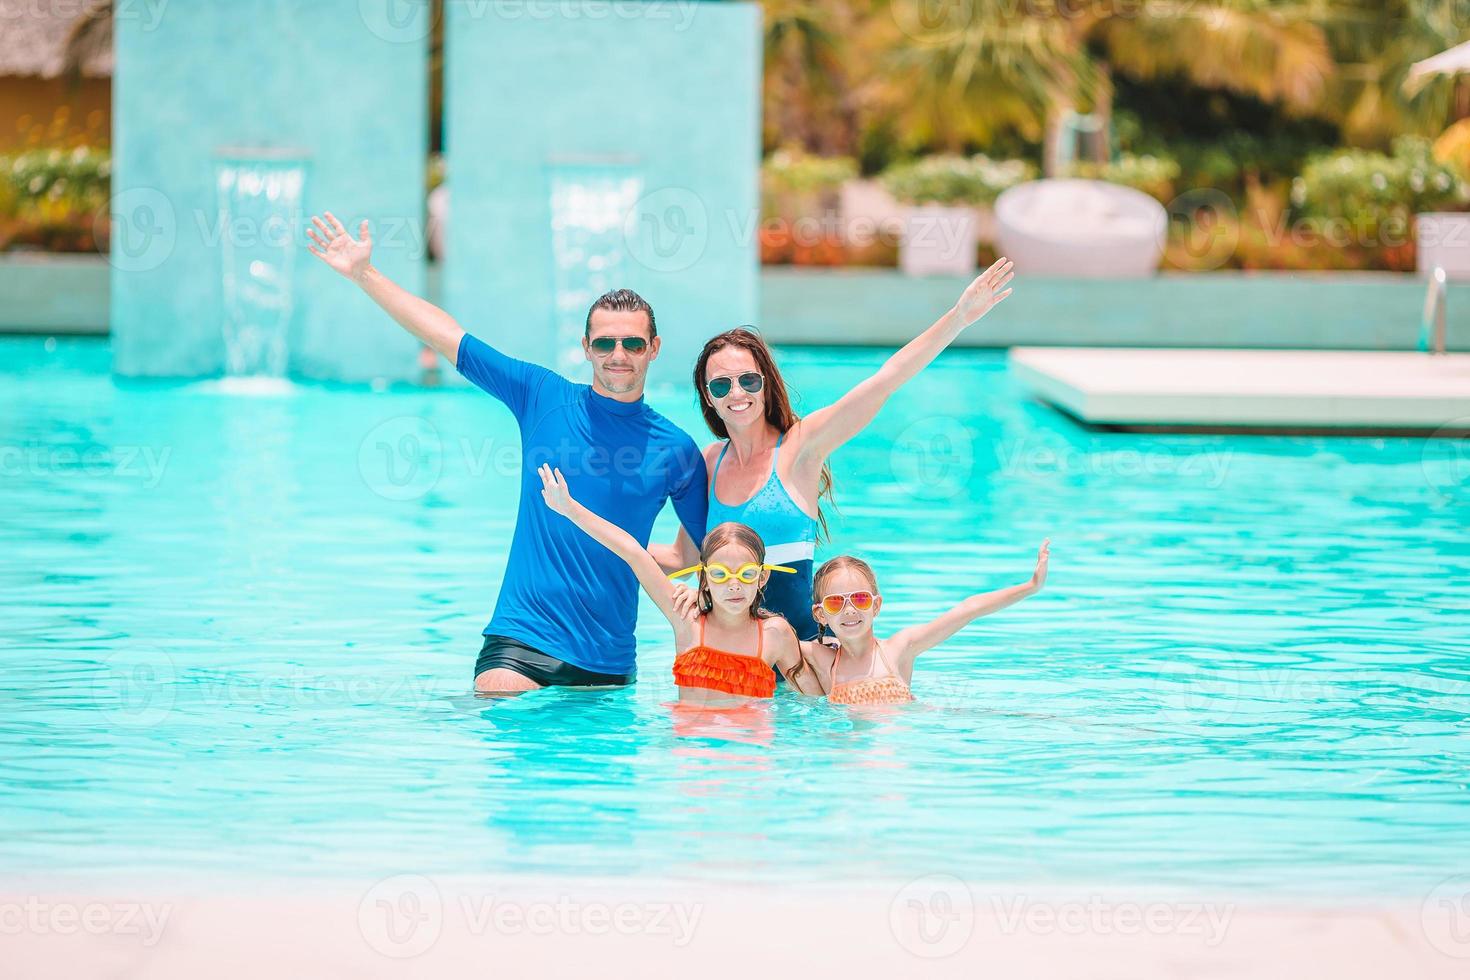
754, 0, 1470, 269
0, 146, 110, 252
880, 154, 1034, 206
1292, 137, 1469, 238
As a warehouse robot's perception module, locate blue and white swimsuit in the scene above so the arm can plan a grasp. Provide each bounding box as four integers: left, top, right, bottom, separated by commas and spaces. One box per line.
705, 433, 819, 640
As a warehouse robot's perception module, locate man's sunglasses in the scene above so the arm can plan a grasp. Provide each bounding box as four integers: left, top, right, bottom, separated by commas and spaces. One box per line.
706, 372, 763, 399
588, 336, 649, 356
819, 591, 876, 615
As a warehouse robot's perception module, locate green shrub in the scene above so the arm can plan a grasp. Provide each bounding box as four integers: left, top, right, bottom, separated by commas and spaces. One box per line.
1, 145, 111, 251
880, 154, 1033, 206
762, 147, 858, 195
1068, 152, 1181, 202
1291, 137, 1468, 239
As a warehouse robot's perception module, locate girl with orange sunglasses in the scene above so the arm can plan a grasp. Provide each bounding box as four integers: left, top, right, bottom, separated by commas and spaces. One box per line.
805, 541, 1050, 706
536, 465, 825, 705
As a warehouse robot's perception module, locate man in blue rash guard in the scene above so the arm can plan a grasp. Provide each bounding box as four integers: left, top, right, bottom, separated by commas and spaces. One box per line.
306, 210, 708, 692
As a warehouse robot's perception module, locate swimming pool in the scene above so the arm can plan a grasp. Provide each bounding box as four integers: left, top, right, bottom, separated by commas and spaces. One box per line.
2, 336, 1467, 898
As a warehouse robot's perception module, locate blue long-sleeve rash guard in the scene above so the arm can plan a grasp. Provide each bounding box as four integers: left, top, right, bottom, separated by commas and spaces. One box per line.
456, 332, 708, 675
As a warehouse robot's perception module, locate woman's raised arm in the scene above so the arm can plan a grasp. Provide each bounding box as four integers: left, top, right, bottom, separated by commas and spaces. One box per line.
791, 258, 1014, 471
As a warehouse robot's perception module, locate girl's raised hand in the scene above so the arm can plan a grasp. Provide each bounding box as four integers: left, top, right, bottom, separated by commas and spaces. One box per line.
537, 464, 574, 515
1029, 538, 1050, 593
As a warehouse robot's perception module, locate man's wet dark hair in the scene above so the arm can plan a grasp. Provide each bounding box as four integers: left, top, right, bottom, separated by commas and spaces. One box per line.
585, 288, 656, 338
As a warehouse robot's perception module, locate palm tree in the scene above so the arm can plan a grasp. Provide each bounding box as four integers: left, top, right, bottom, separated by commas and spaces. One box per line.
1092, 1, 1335, 115
762, 0, 860, 154
1318, 0, 1466, 147
59, 0, 113, 80
867, 1, 1095, 153
867, 1, 1339, 170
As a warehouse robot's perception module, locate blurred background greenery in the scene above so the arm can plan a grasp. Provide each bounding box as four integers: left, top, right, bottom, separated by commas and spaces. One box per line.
5, 0, 1470, 271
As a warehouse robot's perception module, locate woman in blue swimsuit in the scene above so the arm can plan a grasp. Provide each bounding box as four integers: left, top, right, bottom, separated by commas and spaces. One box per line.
650, 258, 1016, 640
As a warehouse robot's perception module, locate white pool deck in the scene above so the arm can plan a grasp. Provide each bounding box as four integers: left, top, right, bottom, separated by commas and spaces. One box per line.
1009, 348, 1470, 433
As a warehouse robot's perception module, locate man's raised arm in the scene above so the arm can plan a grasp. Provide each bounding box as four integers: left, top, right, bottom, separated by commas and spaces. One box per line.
306, 211, 464, 363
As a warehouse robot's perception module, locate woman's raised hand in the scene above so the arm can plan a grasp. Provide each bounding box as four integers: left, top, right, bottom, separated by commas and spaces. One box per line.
1028, 538, 1050, 593
306, 211, 372, 282
537, 464, 575, 516
952, 257, 1014, 326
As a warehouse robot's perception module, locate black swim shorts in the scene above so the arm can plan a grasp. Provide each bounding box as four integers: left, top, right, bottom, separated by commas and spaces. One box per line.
474, 633, 635, 688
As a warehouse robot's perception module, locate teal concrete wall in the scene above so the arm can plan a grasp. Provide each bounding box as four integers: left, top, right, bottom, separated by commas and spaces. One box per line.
0, 255, 109, 333
16, 258, 1468, 354
110, 0, 427, 380
759, 269, 1470, 352
443, 2, 761, 385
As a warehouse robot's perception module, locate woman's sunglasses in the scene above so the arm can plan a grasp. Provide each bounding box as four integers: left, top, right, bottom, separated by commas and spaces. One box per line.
819, 591, 876, 615
706, 372, 763, 399
588, 336, 649, 356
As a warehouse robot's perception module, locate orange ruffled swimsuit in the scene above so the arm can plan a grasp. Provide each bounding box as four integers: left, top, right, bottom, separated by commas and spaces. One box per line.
672, 617, 776, 699
828, 639, 914, 706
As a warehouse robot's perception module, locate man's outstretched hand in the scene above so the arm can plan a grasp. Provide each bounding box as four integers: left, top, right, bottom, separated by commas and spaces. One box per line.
306, 211, 372, 282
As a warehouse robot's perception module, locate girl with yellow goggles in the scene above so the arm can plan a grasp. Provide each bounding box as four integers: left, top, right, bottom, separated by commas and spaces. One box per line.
667, 561, 797, 585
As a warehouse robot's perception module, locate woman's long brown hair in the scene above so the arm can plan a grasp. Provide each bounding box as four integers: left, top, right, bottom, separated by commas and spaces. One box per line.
694, 328, 835, 541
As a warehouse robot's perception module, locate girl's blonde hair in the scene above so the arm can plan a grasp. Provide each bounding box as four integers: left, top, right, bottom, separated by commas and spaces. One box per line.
698, 521, 775, 619
812, 555, 879, 600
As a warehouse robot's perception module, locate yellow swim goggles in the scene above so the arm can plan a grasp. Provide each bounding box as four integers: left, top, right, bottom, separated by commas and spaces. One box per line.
668, 562, 797, 585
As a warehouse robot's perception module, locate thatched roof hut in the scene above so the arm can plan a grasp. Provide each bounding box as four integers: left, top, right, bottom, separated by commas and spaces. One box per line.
0, 0, 113, 79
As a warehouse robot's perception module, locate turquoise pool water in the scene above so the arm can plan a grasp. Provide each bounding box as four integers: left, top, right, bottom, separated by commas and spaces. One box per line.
2, 337, 1467, 896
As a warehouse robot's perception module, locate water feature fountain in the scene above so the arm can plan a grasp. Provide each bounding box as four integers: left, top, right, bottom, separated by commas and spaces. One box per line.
111, 1, 427, 382
549, 165, 643, 378
215, 150, 307, 383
